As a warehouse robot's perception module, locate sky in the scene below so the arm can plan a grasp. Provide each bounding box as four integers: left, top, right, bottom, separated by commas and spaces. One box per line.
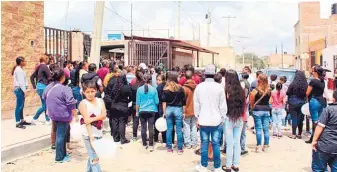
44, 0, 336, 57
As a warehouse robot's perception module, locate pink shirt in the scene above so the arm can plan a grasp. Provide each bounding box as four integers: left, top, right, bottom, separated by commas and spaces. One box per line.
63, 67, 70, 78
271, 91, 285, 109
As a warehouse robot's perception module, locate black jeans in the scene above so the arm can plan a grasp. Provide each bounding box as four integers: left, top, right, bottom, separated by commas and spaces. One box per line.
140, 112, 156, 146
133, 115, 140, 138
289, 103, 305, 135
110, 109, 128, 143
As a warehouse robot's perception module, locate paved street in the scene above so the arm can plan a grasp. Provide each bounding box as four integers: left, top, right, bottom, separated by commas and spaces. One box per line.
1, 117, 313, 172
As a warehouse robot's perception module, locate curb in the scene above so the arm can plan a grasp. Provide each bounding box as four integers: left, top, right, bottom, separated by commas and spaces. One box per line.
1, 134, 50, 163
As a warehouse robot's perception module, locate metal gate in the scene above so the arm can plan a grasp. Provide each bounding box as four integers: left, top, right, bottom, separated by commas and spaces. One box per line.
129, 41, 170, 68
44, 27, 72, 62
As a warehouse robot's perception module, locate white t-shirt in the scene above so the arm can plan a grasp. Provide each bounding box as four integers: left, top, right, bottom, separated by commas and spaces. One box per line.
81, 98, 104, 138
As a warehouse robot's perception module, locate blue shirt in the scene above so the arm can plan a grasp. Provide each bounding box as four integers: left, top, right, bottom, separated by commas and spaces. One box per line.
136, 85, 159, 113
126, 73, 136, 84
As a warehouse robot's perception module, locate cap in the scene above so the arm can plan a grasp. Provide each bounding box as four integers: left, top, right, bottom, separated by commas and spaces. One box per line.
204, 64, 216, 75
139, 63, 148, 70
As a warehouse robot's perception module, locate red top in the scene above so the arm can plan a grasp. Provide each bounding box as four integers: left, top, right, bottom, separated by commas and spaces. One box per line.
130, 77, 137, 86
97, 67, 110, 81
178, 74, 200, 85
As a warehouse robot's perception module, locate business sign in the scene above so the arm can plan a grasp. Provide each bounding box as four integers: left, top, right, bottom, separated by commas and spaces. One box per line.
107, 33, 122, 40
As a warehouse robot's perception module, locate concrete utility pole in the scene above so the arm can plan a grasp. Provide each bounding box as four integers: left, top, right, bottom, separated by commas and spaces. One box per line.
90, 1, 104, 67
198, 23, 201, 40
222, 15, 236, 47
177, 1, 181, 39
206, 4, 211, 46
281, 42, 284, 68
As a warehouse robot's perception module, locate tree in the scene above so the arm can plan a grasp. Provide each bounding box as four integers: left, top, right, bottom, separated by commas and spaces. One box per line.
235, 53, 265, 70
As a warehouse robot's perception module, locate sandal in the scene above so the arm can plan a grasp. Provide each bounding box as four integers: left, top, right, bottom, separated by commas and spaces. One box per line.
232, 166, 240, 172
288, 135, 296, 139
221, 166, 232, 172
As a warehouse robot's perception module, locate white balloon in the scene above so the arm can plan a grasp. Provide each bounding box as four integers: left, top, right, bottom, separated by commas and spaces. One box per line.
155, 117, 167, 132
70, 122, 82, 141
93, 138, 117, 159
301, 103, 310, 115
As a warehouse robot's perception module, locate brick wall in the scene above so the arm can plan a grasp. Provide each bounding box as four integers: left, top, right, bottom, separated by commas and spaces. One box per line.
1, 2, 44, 118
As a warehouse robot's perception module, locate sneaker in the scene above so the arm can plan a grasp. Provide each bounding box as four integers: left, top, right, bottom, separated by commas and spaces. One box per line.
51, 145, 56, 150
241, 150, 248, 156
21, 120, 31, 125
16, 123, 26, 129
262, 145, 269, 152
55, 155, 71, 163
132, 137, 137, 142
30, 119, 38, 125
272, 133, 277, 137
296, 135, 302, 139
143, 146, 148, 150
195, 164, 208, 172
177, 150, 184, 155
167, 149, 173, 153
149, 146, 154, 152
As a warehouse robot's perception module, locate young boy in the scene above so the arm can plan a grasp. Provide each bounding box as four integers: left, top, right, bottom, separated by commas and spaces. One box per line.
311, 90, 337, 171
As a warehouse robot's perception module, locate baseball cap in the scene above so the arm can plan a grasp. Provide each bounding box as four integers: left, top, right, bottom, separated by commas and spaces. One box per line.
139, 63, 148, 70
204, 64, 216, 75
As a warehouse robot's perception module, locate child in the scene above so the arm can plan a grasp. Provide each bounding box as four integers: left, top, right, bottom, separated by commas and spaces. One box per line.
311, 90, 337, 171
270, 83, 286, 137
79, 80, 107, 172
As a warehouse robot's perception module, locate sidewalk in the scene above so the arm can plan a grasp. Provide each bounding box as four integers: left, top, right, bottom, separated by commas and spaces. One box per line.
1, 115, 51, 163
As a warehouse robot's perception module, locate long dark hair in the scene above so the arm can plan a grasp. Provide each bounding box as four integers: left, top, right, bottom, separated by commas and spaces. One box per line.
74, 62, 84, 86
52, 68, 65, 82
225, 70, 245, 122
313, 65, 324, 81
288, 70, 308, 98
135, 68, 145, 85
144, 73, 152, 94
12, 56, 25, 75
111, 75, 127, 102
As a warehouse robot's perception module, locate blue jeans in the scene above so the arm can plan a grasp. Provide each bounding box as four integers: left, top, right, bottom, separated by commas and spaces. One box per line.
309, 98, 324, 123
55, 121, 69, 161
282, 113, 291, 126
71, 86, 82, 109
240, 121, 247, 152
165, 106, 183, 150
225, 119, 243, 167
183, 116, 198, 147
33, 83, 50, 121
200, 124, 222, 169
83, 136, 102, 172
253, 111, 270, 146
14, 88, 25, 123
312, 150, 336, 172
272, 108, 283, 135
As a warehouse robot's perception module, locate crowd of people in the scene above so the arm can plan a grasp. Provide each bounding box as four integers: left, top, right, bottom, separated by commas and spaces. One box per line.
11, 55, 337, 172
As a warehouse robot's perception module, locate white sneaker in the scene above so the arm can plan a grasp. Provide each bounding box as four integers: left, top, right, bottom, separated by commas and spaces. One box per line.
30, 119, 38, 125
44, 121, 51, 125
195, 164, 208, 172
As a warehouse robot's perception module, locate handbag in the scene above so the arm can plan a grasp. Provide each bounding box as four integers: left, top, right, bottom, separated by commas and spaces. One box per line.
249, 89, 269, 113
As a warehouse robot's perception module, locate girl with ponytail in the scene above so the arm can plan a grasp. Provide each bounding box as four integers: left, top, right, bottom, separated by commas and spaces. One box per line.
136, 73, 159, 152
305, 65, 326, 144
13, 56, 29, 129
270, 82, 286, 137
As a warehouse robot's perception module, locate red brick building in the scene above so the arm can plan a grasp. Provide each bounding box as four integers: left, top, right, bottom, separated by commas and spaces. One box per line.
1, 2, 44, 118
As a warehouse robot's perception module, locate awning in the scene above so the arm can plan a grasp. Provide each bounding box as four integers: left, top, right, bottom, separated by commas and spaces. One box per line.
109, 48, 124, 53
124, 35, 219, 55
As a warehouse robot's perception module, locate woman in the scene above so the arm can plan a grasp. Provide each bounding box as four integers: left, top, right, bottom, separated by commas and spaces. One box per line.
43, 68, 77, 163
108, 74, 132, 144
249, 74, 271, 153
130, 68, 145, 141
286, 71, 307, 139
306, 65, 326, 144
222, 70, 245, 172
136, 74, 159, 151
31, 56, 51, 125
12, 56, 29, 129
154, 74, 169, 143
70, 61, 83, 108
162, 72, 186, 155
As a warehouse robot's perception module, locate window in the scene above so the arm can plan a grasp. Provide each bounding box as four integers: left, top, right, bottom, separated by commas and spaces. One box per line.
30, 40, 35, 48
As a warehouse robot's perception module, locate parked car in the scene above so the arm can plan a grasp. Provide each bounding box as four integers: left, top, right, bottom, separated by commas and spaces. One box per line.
264, 68, 298, 86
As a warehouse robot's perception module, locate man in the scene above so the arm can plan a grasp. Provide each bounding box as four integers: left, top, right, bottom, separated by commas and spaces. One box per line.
179, 64, 200, 85
126, 65, 136, 84
183, 70, 198, 149
81, 63, 104, 97
194, 64, 227, 172
97, 60, 110, 81
250, 70, 263, 92
79, 61, 89, 88
311, 90, 337, 172
243, 66, 255, 85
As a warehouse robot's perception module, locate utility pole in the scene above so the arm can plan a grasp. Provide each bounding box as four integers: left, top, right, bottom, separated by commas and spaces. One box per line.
89, 1, 104, 67
281, 42, 284, 68
222, 15, 236, 47
177, 1, 181, 39
206, 4, 211, 46
251, 53, 254, 70
192, 24, 195, 40
198, 23, 201, 40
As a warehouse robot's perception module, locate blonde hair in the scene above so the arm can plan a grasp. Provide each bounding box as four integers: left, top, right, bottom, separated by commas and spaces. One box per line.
164, 71, 180, 92
257, 74, 269, 93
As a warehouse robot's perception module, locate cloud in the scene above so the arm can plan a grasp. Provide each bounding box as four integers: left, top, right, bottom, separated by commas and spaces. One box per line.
44, 1, 334, 56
